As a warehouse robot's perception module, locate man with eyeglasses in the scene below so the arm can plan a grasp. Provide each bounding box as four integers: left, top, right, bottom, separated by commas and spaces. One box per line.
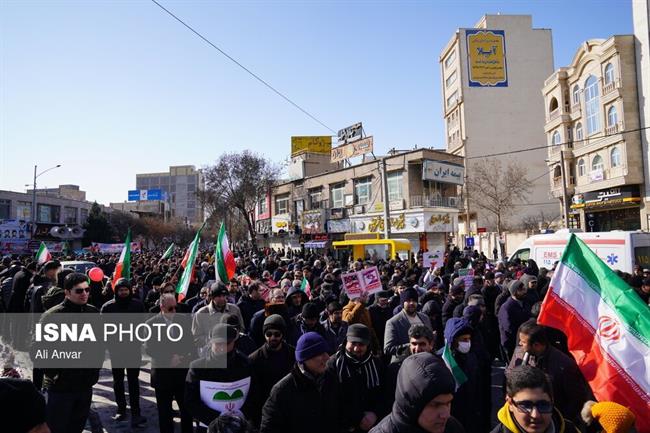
39, 272, 101, 433
492, 365, 579, 433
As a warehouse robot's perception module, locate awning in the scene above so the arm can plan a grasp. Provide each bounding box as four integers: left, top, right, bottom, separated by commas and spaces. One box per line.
304, 240, 328, 249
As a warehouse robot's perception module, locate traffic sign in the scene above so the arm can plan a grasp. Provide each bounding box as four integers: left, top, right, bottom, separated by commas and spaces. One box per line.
465, 237, 475, 247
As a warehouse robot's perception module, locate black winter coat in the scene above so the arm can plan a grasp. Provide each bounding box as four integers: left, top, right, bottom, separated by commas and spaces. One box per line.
260, 365, 339, 433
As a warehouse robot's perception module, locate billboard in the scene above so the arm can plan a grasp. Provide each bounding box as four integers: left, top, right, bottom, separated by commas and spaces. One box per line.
291, 136, 332, 156
128, 189, 163, 201
422, 160, 464, 185
330, 136, 374, 163
466, 29, 508, 87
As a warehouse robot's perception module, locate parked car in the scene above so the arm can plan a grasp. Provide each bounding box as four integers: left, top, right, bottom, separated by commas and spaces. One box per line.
60, 260, 97, 274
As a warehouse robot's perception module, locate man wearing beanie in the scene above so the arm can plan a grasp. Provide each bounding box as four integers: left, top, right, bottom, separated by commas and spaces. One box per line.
384, 287, 432, 363
288, 301, 327, 346
261, 332, 339, 433
185, 323, 256, 432
368, 290, 393, 350
323, 300, 348, 354
498, 280, 531, 361
0, 378, 49, 433
370, 352, 465, 433
327, 323, 385, 432
248, 314, 295, 426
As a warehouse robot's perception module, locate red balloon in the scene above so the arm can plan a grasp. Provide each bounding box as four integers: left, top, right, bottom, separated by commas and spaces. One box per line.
88, 267, 104, 283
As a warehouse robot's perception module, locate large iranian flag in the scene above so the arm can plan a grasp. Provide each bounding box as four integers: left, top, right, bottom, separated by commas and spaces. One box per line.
538, 234, 649, 431
177, 223, 205, 301
113, 229, 131, 281
215, 222, 236, 284
35, 242, 52, 265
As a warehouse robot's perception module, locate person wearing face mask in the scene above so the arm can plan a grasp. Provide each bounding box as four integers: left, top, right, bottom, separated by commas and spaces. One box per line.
498, 280, 531, 361
439, 317, 484, 433
492, 365, 579, 433
327, 324, 385, 432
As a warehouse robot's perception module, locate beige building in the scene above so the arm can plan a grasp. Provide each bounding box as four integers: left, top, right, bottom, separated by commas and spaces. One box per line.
135, 165, 204, 225
634, 0, 650, 229
27, 184, 86, 202
542, 36, 644, 231
257, 148, 464, 254
439, 15, 557, 232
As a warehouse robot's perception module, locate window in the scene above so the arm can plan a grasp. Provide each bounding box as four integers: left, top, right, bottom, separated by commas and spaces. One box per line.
572, 85, 580, 105
575, 123, 583, 141
354, 177, 372, 205
16, 201, 31, 220
444, 50, 456, 69
584, 75, 601, 135
387, 171, 404, 201
592, 155, 604, 172
578, 159, 586, 177
607, 106, 618, 126
611, 147, 621, 167
553, 166, 561, 178
258, 197, 268, 215
64, 207, 77, 224
37, 204, 60, 223
274, 195, 289, 215
309, 189, 322, 209
80, 208, 89, 222
446, 91, 458, 108
549, 97, 559, 113
331, 183, 345, 208
604, 63, 615, 85
0, 199, 10, 219
445, 70, 457, 88
552, 131, 561, 146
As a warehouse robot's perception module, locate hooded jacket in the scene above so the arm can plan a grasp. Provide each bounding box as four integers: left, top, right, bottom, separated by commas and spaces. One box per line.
285, 285, 309, 318
490, 402, 579, 433
370, 352, 465, 433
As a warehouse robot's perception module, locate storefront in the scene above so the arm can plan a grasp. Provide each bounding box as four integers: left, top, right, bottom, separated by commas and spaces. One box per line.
267, 214, 300, 250
571, 185, 642, 232
348, 209, 458, 254
301, 210, 329, 250
326, 216, 350, 242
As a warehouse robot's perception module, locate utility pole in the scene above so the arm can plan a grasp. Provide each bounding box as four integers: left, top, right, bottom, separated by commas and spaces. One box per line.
464, 156, 471, 241
380, 158, 391, 239
560, 150, 570, 228
32, 165, 37, 235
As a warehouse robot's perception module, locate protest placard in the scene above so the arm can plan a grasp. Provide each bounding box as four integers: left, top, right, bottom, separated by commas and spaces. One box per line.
342, 266, 382, 299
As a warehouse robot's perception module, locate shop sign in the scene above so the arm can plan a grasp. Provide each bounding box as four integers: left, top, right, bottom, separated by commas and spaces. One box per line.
0, 220, 31, 240
583, 185, 641, 209
271, 214, 291, 234
428, 213, 455, 232
301, 210, 324, 234
590, 169, 604, 182
255, 218, 271, 235
327, 218, 351, 233
466, 29, 508, 87
422, 160, 464, 185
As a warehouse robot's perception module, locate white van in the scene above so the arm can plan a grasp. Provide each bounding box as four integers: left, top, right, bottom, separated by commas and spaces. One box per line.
509, 229, 650, 274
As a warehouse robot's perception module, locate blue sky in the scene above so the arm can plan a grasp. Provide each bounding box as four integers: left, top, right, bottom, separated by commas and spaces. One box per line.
0, 0, 633, 204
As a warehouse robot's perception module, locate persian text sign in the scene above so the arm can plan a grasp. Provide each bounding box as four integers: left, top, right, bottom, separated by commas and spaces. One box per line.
331, 136, 374, 163
466, 29, 508, 87
291, 136, 332, 156
422, 160, 464, 185
342, 266, 382, 299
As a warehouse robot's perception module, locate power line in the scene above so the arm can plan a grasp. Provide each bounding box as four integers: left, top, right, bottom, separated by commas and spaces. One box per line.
149, 0, 336, 134
466, 125, 650, 160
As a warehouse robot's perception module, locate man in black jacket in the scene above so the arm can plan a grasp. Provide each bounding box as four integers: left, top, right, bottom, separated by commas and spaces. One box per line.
237, 281, 266, 331
260, 332, 339, 433
100, 277, 146, 427
8, 261, 36, 349
39, 272, 102, 433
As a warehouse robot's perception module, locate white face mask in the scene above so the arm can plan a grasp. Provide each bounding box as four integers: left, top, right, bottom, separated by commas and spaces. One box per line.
457, 341, 471, 354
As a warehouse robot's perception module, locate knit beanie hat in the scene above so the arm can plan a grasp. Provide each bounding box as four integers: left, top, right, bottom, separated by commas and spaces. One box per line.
400, 287, 419, 304
210, 323, 238, 344
347, 323, 371, 345
295, 332, 330, 363
581, 401, 636, 433
302, 302, 321, 320
0, 378, 47, 433
509, 280, 524, 296
263, 314, 286, 335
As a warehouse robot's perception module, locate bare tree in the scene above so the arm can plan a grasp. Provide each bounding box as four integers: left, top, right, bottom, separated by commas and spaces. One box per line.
203, 151, 280, 241
466, 159, 533, 235
520, 210, 561, 233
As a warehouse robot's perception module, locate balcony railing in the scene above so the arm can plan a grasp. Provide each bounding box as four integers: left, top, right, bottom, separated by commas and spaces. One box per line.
549, 108, 560, 121
571, 103, 581, 115
605, 122, 622, 135
602, 79, 620, 96
409, 195, 461, 209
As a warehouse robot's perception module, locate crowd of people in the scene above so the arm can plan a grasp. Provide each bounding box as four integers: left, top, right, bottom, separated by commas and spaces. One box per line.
0, 244, 643, 433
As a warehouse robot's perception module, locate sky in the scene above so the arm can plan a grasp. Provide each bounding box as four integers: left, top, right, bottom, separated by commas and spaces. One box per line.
0, 0, 635, 205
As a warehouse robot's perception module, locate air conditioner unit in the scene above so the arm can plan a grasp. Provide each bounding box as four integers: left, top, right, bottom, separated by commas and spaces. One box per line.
448, 197, 459, 208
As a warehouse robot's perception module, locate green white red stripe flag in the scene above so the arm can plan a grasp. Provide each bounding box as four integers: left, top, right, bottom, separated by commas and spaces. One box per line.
35, 242, 51, 265
215, 222, 236, 284
177, 223, 205, 301
538, 234, 650, 431
113, 229, 131, 281
300, 276, 311, 298
441, 342, 467, 390
161, 243, 174, 261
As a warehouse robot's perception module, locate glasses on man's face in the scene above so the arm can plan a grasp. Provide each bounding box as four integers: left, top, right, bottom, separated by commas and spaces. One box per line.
511, 399, 553, 414
73, 287, 91, 294
265, 331, 282, 338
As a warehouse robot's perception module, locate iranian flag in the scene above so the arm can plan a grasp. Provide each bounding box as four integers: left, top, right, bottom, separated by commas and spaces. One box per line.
177, 223, 205, 301
539, 234, 649, 431
113, 229, 131, 281
161, 243, 174, 261
215, 222, 236, 284
300, 277, 311, 298
35, 242, 52, 265
442, 344, 467, 390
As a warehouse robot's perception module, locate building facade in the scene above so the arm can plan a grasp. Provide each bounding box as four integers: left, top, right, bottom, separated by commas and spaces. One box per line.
634, 0, 650, 229
135, 165, 204, 225
256, 148, 463, 254
543, 36, 644, 231
439, 15, 557, 232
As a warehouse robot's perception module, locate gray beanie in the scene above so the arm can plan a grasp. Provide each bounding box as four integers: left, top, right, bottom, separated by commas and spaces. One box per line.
508, 280, 524, 296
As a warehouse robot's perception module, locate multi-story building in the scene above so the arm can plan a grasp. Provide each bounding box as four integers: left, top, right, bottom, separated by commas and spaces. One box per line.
634, 0, 650, 229
27, 184, 87, 202
135, 165, 204, 225
439, 15, 557, 232
256, 148, 464, 254
542, 35, 644, 231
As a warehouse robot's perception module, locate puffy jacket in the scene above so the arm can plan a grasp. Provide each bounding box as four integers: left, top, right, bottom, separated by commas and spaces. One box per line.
490, 402, 579, 433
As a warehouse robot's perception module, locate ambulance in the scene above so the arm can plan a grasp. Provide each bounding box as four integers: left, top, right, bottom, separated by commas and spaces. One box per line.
508, 229, 650, 273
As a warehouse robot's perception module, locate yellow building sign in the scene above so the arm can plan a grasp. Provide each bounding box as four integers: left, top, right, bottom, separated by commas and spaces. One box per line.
466, 29, 508, 87
291, 136, 332, 156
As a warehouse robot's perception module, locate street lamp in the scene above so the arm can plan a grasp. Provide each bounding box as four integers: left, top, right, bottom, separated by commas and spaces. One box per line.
31, 164, 62, 234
